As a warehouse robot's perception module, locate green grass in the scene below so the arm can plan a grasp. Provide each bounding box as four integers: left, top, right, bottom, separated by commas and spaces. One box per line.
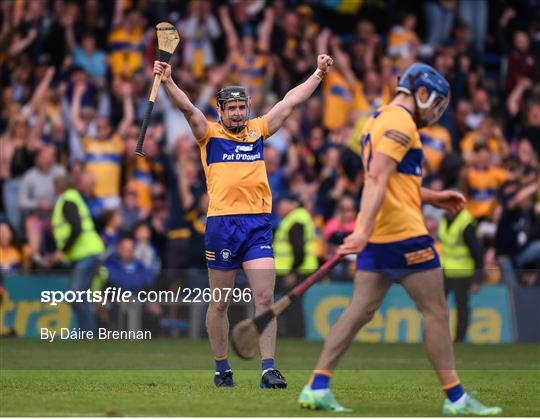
1, 339, 539, 416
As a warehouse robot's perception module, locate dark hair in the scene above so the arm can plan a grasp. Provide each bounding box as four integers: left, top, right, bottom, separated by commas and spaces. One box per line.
0, 220, 21, 249
130, 220, 149, 236
101, 209, 120, 226
118, 234, 134, 243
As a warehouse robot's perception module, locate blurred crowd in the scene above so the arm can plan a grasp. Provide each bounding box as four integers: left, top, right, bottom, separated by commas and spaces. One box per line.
1, 0, 539, 294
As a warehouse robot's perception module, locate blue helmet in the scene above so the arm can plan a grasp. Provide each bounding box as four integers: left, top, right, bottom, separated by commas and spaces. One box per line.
396, 63, 450, 125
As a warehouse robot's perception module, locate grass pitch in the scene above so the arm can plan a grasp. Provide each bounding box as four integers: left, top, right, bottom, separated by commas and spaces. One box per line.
1, 339, 539, 416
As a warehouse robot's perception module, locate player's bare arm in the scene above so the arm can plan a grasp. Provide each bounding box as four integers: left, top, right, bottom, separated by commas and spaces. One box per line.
338, 152, 396, 255
421, 188, 466, 215
266, 54, 333, 135
153, 61, 208, 140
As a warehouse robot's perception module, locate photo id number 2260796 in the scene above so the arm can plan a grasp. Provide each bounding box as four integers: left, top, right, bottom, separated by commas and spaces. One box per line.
181, 287, 252, 303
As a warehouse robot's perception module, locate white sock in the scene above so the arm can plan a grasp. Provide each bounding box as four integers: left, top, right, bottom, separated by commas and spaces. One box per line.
451, 393, 467, 407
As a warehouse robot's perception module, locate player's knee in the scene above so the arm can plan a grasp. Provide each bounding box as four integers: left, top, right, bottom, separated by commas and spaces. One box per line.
422, 300, 449, 324
359, 306, 377, 325
253, 289, 273, 308
349, 304, 377, 329
209, 299, 229, 313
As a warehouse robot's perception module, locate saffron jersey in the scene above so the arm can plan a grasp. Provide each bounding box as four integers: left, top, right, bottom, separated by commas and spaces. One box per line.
357, 105, 428, 242
197, 117, 271, 217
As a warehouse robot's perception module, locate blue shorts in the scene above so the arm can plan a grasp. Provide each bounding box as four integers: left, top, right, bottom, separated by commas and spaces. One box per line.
356, 235, 441, 281
205, 214, 274, 270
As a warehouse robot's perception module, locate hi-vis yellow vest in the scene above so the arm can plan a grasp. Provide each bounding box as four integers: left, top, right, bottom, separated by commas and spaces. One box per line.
438, 209, 475, 278
52, 189, 104, 262
274, 207, 318, 275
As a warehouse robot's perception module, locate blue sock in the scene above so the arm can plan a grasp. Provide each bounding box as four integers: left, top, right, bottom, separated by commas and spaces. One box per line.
310, 370, 332, 390
444, 383, 465, 402
261, 358, 274, 371
215, 358, 231, 374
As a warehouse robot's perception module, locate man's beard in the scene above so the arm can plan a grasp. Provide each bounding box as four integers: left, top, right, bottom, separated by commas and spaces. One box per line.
225, 116, 246, 133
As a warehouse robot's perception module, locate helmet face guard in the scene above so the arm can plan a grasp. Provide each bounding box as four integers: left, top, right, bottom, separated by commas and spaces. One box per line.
217, 86, 250, 133
414, 90, 449, 126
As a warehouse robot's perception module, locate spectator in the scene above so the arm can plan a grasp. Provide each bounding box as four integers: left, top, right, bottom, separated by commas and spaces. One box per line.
316, 145, 345, 220
101, 209, 122, 253
0, 220, 28, 275
465, 88, 490, 130
520, 102, 540, 155
420, 124, 453, 184
457, 0, 487, 55
70, 79, 134, 209
18, 145, 66, 265
18, 145, 66, 216
462, 144, 508, 220
6, 0, 46, 62
77, 171, 104, 221
323, 195, 356, 281
460, 118, 507, 163
505, 31, 535, 95
387, 11, 420, 62
69, 32, 108, 83
0, 66, 56, 232
105, 236, 155, 293
439, 207, 483, 342
132, 222, 160, 277
120, 184, 142, 233
274, 193, 318, 337
495, 160, 540, 287
424, 1, 456, 47
51, 175, 105, 332
179, 0, 222, 80
108, 6, 145, 78
219, 4, 274, 109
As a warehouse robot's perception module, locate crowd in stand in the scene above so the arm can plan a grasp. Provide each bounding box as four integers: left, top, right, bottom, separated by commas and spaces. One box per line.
0, 0, 539, 293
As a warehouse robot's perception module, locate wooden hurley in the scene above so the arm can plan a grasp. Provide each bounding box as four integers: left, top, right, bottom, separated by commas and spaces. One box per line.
135, 22, 180, 156
231, 254, 344, 360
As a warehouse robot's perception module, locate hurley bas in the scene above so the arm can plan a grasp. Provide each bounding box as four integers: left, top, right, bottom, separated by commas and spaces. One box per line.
41, 328, 152, 342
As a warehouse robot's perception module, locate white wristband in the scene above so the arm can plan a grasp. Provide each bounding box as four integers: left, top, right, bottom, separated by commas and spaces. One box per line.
314, 69, 325, 82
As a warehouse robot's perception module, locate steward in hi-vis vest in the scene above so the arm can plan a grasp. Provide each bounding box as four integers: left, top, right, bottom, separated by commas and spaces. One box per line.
274, 194, 319, 338
51, 176, 104, 332
438, 208, 483, 342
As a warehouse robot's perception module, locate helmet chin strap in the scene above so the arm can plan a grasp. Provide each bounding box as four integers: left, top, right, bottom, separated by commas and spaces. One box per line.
224, 123, 245, 133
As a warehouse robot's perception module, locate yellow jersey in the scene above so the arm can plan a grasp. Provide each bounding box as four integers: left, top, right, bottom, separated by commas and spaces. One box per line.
197, 117, 272, 217
465, 166, 508, 219
83, 133, 125, 198
352, 81, 392, 115
460, 131, 503, 155
323, 70, 353, 130
357, 105, 427, 243
126, 157, 153, 212
230, 53, 267, 88
108, 26, 144, 77
420, 124, 452, 173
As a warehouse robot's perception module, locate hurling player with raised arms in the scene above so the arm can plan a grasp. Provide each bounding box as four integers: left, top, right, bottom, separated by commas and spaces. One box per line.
297, 63, 503, 416
153, 53, 333, 389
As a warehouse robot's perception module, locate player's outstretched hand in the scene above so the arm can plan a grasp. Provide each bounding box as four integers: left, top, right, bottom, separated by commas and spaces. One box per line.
154, 61, 172, 83
338, 231, 369, 255
431, 190, 466, 215
317, 54, 334, 74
